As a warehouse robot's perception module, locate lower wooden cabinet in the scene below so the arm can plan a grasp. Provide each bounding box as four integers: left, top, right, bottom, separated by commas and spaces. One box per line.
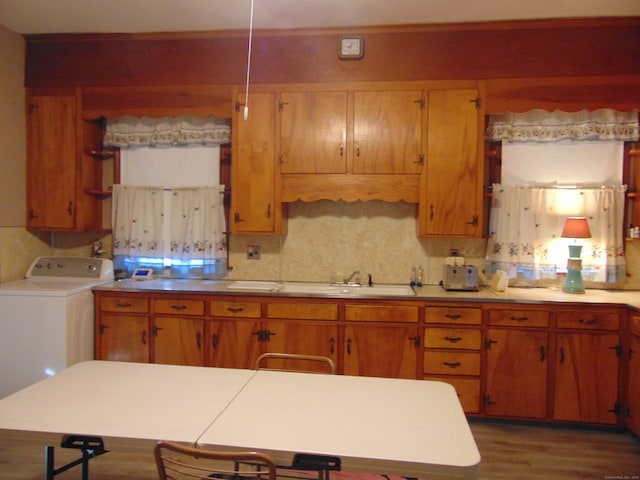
97, 314, 150, 363
343, 324, 419, 379
93, 290, 635, 429
484, 328, 549, 419
628, 315, 640, 435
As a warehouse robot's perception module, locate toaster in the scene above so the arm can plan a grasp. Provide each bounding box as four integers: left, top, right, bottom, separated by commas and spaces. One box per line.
441, 264, 479, 291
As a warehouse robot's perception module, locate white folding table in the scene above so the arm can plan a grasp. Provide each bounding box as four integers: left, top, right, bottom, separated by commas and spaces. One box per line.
0, 361, 480, 480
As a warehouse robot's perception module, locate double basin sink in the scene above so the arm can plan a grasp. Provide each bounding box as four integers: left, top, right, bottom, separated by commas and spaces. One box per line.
226, 281, 416, 297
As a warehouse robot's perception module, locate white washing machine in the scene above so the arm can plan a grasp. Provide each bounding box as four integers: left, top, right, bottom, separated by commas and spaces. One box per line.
0, 256, 114, 399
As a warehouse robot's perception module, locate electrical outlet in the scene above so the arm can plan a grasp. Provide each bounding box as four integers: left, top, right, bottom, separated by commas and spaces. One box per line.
247, 245, 261, 260
450, 248, 460, 257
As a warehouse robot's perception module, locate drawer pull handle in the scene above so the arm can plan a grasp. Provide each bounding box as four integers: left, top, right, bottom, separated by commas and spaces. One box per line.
443, 361, 462, 368
141, 330, 147, 345
509, 316, 529, 322
444, 336, 462, 343
171, 305, 187, 311
227, 307, 244, 313
116, 302, 132, 308
211, 334, 219, 349
445, 314, 462, 320
196, 332, 202, 349
578, 319, 597, 325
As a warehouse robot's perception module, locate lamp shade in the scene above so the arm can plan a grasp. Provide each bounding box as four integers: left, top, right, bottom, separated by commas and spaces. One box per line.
561, 217, 592, 239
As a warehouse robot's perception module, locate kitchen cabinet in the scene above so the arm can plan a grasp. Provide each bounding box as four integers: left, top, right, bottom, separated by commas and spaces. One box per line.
208, 299, 262, 368
265, 301, 339, 372
26, 89, 79, 230
232, 91, 283, 234
343, 304, 420, 379
152, 298, 206, 366
279, 91, 347, 174
484, 307, 550, 418
26, 89, 117, 232
423, 305, 482, 413
352, 90, 423, 174
95, 295, 150, 362
553, 309, 622, 425
418, 89, 483, 237
628, 314, 640, 436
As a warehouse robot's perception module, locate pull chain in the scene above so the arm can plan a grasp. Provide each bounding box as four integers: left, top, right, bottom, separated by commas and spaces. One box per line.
243, 0, 255, 120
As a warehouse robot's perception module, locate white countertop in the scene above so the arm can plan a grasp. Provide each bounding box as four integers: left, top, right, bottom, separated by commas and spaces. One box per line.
95, 278, 640, 309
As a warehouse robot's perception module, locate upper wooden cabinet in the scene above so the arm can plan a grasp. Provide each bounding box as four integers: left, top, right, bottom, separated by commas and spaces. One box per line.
26, 90, 79, 230
279, 91, 347, 174
231, 91, 284, 235
418, 89, 483, 237
26, 88, 117, 232
352, 90, 423, 174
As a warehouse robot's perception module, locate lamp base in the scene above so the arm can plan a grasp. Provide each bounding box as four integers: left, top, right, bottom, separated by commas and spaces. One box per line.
563, 264, 585, 294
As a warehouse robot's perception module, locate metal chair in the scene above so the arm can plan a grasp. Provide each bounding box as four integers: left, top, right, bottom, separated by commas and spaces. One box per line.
254, 353, 336, 374
154, 441, 276, 480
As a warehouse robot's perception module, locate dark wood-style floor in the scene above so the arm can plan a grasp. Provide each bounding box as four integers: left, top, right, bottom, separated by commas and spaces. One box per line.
1, 421, 639, 479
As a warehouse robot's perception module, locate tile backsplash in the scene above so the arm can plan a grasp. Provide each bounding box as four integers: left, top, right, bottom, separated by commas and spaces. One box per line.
227, 200, 487, 286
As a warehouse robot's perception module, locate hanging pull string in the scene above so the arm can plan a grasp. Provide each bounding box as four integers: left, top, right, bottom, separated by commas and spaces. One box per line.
243, 0, 255, 120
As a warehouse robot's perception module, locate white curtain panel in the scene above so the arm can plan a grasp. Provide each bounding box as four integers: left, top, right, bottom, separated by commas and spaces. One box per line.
112, 185, 165, 258
486, 184, 627, 284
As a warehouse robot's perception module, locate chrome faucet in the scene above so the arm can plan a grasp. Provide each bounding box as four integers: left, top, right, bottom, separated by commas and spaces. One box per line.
343, 270, 360, 286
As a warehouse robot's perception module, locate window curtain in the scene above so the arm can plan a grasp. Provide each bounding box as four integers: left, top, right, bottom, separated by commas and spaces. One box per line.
168, 187, 227, 260
112, 185, 165, 258
103, 115, 231, 148
112, 185, 227, 262
486, 184, 626, 285
486, 109, 639, 143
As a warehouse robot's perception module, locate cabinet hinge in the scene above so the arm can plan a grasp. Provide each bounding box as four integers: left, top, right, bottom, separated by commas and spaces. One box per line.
470, 97, 481, 109
414, 98, 425, 110
413, 154, 425, 166
608, 401, 622, 415
483, 394, 496, 406
279, 101, 289, 112
235, 101, 245, 112
611, 344, 623, 357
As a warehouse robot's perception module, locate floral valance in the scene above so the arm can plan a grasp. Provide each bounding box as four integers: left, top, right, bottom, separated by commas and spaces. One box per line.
104, 115, 231, 148
486, 109, 639, 143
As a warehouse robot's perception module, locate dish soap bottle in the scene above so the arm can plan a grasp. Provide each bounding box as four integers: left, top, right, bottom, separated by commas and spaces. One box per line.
416, 266, 424, 287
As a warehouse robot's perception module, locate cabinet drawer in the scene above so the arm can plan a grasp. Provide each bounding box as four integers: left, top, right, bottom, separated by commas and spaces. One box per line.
424, 351, 480, 376
345, 304, 418, 323
211, 301, 261, 318
100, 296, 149, 313
556, 311, 620, 330
153, 299, 204, 316
631, 315, 640, 336
424, 377, 480, 413
425, 328, 481, 350
425, 306, 481, 325
267, 302, 337, 320
488, 309, 549, 327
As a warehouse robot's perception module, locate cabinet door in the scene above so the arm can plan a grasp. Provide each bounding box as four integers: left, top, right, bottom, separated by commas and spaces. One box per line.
264, 320, 338, 372
208, 318, 261, 369
485, 329, 548, 418
232, 92, 278, 233
279, 91, 347, 173
554, 333, 620, 424
420, 89, 481, 237
26, 92, 78, 230
629, 328, 640, 435
97, 314, 149, 363
353, 90, 423, 174
344, 324, 419, 379
153, 317, 205, 367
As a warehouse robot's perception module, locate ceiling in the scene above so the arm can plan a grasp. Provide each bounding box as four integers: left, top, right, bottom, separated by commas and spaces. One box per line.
0, 0, 639, 35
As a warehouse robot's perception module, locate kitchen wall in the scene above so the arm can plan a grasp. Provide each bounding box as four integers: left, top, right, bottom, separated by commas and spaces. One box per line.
227, 200, 487, 285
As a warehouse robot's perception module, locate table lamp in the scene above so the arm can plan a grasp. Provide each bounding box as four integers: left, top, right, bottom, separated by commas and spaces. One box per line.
560, 217, 591, 294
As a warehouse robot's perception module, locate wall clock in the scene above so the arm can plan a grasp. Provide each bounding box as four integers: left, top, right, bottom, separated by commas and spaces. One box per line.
338, 36, 364, 60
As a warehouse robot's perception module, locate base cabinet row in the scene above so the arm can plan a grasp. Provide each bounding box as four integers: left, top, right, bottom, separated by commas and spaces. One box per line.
94, 291, 634, 430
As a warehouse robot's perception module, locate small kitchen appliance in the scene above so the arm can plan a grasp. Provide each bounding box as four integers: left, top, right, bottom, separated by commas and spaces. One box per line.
440, 263, 479, 291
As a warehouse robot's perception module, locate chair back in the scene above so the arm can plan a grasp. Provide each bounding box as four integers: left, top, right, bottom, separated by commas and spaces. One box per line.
155, 441, 276, 480
254, 353, 336, 374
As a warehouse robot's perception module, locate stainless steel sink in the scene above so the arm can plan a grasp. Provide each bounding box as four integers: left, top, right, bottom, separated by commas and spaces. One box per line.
278, 282, 415, 297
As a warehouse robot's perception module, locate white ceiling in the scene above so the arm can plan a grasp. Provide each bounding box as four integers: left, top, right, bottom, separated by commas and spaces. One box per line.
0, 0, 639, 35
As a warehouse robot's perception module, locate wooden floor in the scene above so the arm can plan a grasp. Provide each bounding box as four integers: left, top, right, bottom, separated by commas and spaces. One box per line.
0, 421, 639, 479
